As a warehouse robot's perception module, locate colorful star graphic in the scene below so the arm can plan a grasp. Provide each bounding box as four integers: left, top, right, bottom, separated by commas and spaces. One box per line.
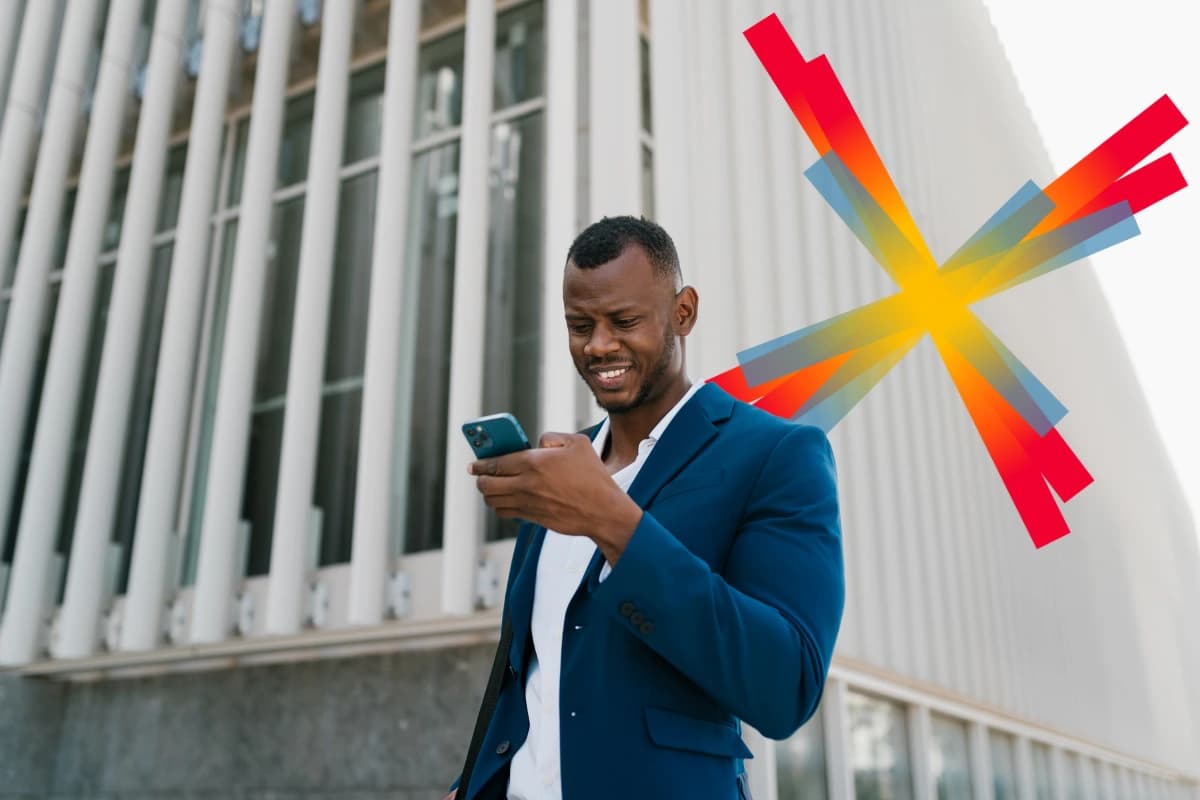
707, 14, 1188, 547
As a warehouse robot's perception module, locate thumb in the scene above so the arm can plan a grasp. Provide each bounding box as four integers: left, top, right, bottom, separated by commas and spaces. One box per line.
537, 431, 578, 448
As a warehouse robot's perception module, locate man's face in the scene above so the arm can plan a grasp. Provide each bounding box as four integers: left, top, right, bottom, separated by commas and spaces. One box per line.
563, 245, 694, 414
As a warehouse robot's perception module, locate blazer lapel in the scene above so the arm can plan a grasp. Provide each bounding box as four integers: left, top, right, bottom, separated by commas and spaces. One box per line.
581, 382, 734, 592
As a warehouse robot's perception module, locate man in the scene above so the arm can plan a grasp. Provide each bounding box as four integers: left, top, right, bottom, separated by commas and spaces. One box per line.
445, 216, 844, 799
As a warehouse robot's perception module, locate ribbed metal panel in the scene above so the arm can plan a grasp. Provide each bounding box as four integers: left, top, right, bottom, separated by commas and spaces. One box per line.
650, 0, 1200, 772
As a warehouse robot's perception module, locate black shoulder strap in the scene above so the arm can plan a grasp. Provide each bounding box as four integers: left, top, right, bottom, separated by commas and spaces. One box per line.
455, 531, 534, 799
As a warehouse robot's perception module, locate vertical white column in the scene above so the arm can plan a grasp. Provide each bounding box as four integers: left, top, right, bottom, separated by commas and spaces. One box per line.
647, 0, 692, 276
0, 0, 60, 286
1014, 736, 1036, 800
0, 1, 104, 664
346, 0, 420, 626
0, 0, 26, 120
740, 722, 778, 800
189, 0, 294, 645
969, 721, 995, 800
587, 0, 641, 218
0, 0, 144, 665
537, 0, 576, 436
439, 0, 496, 616
56, 0, 188, 659
264, 0, 355, 635
908, 704, 935, 800
821, 678, 855, 800
120, 0, 241, 652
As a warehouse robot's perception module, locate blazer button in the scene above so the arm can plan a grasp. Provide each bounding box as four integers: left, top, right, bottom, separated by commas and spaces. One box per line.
619, 601, 635, 617
630, 611, 645, 626
496, 740, 510, 755
640, 621, 655, 635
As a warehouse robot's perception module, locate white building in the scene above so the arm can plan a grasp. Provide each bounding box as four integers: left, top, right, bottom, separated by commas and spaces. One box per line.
0, 1, 1196, 798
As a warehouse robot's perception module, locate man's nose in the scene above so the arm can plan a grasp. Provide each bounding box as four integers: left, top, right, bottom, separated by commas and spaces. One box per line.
584, 326, 619, 357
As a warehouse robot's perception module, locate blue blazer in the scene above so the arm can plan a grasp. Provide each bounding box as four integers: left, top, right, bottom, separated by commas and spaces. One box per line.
450, 382, 844, 799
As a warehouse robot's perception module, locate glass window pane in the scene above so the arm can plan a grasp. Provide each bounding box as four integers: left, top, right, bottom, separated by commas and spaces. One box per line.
254, 197, 305, 403
640, 35, 652, 135
314, 387, 362, 566
847, 690, 913, 800
277, 91, 316, 189
988, 730, 1018, 800
227, 118, 250, 207
114, 243, 173, 594
421, 0, 466, 32
157, 144, 188, 233
1031, 743, 1054, 800
324, 171, 376, 383
414, 30, 464, 140
102, 167, 132, 253
1063, 752, 1084, 800
396, 141, 459, 553
482, 113, 543, 544
312, 170, 377, 567
493, 2, 544, 111
777, 708, 827, 800
240, 197, 305, 575
343, 63, 386, 165
929, 714, 972, 800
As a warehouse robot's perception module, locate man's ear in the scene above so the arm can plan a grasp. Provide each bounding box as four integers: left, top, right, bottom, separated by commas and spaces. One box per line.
674, 286, 699, 334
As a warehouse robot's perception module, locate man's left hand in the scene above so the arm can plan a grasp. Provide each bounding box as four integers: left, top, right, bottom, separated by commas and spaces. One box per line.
468, 432, 643, 565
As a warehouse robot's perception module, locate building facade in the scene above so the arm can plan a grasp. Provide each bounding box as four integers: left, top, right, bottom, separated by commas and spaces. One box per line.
0, 1, 1197, 798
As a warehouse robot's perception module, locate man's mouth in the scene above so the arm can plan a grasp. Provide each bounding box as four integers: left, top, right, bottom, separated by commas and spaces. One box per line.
590, 365, 632, 390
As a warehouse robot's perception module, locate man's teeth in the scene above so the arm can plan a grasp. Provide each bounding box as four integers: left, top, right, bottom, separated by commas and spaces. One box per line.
599, 368, 628, 379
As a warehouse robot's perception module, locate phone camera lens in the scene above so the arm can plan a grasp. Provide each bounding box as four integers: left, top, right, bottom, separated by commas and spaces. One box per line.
473, 439, 482, 447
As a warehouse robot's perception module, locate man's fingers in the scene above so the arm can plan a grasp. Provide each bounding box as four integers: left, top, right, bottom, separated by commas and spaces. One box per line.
537, 430, 586, 448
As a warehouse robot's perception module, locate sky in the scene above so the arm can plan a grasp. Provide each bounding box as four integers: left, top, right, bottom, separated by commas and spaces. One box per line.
980, 0, 1200, 536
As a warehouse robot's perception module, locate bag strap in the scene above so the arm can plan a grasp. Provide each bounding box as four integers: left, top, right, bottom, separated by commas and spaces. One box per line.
455, 530, 535, 799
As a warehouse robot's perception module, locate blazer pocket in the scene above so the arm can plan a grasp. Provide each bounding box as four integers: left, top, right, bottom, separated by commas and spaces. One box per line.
654, 470, 726, 504
644, 706, 754, 759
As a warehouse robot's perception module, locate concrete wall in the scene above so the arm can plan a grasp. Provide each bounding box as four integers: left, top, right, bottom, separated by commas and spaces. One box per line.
0, 643, 493, 799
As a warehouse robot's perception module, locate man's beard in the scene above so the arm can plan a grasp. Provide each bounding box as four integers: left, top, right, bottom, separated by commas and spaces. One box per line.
583, 326, 677, 414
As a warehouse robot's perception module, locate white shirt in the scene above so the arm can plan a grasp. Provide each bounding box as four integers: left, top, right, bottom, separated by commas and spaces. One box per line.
507, 383, 703, 800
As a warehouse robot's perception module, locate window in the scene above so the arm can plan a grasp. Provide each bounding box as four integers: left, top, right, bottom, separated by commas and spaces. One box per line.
396, 1, 546, 552
988, 730, 1018, 800
1031, 742, 1054, 800
776, 705, 827, 799
847, 690, 913, 800
929, 714, 972, 800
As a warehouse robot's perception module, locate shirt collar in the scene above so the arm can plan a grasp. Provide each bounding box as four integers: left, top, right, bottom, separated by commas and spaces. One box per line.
591, 381, 704, 456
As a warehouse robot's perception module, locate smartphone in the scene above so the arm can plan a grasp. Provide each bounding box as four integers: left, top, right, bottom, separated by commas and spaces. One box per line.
462, 413, 532, 459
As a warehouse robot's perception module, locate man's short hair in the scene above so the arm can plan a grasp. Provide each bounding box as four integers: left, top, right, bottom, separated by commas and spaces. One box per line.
566, 215, 682, 285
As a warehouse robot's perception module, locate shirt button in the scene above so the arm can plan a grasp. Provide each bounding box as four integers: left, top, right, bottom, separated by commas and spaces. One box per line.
496, 740, 510, 755
570, 711, 577, 717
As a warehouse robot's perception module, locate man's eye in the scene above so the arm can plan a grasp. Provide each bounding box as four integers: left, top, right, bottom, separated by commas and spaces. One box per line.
569, 324, 591, 334
616, 318, 638, 327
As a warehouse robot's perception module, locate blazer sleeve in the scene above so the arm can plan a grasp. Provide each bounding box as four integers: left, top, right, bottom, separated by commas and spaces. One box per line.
590, 423, 844, 739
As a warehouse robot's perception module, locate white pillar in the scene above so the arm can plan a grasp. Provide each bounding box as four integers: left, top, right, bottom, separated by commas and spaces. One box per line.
346, 0, 420, 626
1, 0, 143, 664
189, 0, 294, 645
587, 0, 641, 218
56, 0, 188, 659
647, 0, 692, 276
264, 0, 355, 635
120, 0, 241, 652
969, 721, 995, 800
908, 704, 935, 800
0, 0, 104, 665
538, 0, 577, 435
439, 0, 496, 616
0, 0, 60, 287
822, 678, 855, 800
0, 0, 26, 120
1014, 736, 1036, 800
